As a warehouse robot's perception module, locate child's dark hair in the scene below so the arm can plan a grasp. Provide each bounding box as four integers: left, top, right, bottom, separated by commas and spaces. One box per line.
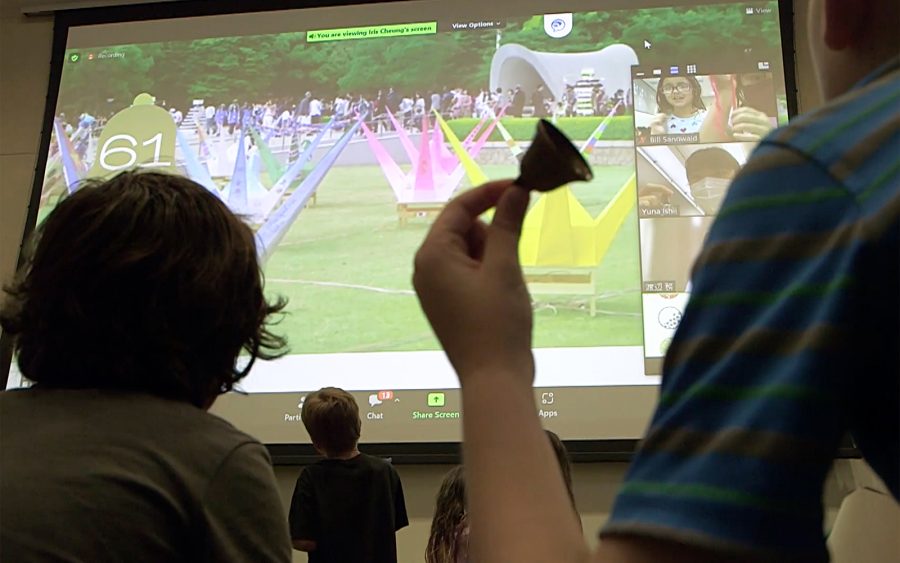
0, 171, 286, 407
426, 465, 467, 563
301, 387, 361, 456
426, 436, 577, 563
656, 75, 706, 114
685, 148, 741, 184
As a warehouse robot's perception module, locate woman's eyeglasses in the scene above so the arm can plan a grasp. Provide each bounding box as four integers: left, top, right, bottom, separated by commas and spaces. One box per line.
661, 83, 692, 95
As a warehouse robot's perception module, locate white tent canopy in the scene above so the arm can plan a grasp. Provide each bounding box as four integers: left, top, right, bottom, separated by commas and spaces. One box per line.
489, 43, 639, 102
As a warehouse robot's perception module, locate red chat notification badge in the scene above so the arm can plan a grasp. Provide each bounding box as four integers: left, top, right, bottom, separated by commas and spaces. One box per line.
377, 390, 394, 401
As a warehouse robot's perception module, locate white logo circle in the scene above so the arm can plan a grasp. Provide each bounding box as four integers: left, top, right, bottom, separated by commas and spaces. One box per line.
544, 14, 573, 38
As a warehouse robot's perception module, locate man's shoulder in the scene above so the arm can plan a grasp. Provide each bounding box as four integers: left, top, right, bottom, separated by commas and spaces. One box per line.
1, 388, 259, 455
358, 452, 396, 472
756, 67, 899, 199
719, 65, 898, 229
304, 452, 380, 466
0, 389, 268, 515
297, 455, 396, 498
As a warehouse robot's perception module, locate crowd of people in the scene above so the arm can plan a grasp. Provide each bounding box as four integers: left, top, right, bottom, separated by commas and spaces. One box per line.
58, 80, 633, 153
179, 87, 511, 140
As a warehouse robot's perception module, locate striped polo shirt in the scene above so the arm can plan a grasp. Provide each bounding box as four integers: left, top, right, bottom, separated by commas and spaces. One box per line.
602, 59, 899, 560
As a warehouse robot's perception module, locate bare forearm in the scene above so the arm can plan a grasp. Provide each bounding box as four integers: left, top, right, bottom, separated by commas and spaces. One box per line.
462, 372, 589, 563
699, 106, 730, 142
699, 84, 734, 143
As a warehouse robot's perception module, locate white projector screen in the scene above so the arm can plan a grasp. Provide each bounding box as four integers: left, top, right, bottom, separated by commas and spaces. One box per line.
6, 0, 796, 455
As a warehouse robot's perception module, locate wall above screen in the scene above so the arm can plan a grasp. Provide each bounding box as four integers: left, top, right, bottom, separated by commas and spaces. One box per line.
20, 0, 179, 16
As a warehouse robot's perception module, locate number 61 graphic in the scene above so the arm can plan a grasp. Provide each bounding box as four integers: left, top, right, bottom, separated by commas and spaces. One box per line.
98, 133, 171, 171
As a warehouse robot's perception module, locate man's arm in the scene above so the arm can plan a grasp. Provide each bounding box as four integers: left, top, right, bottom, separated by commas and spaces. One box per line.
463, 371, 748, 563
415, 139, 858, 561
415, 183, 727, 563
462, 374, 589, 563
413, 183, 585, 562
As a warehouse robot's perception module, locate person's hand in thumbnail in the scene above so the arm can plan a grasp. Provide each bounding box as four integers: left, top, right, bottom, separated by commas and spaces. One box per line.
731, 106, 775, 141
413, 180, 534, 385
649, 113, 669, 136
638, 183, 674, 207
699, 74, 737, 143
710, 74, 737, 107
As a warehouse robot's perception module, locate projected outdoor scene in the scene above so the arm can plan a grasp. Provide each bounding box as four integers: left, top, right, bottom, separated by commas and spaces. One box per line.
42, 4, 782, 356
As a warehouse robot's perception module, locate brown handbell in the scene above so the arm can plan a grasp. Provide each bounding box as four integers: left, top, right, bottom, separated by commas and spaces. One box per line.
515, 119, 593, 192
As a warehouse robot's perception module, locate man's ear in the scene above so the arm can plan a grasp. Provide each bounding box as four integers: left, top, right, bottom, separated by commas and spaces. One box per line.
823, 0, 871, 50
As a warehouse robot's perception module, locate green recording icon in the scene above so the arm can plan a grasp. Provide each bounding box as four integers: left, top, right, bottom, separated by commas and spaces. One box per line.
426, 392, 445, 407
68, 53, 80, 63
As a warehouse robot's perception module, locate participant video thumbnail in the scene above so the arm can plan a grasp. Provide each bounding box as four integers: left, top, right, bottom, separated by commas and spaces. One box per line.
641, 291, 690, 359
633, 70, 778, 146
636, 142, 754, 216
639, 216, 714, 293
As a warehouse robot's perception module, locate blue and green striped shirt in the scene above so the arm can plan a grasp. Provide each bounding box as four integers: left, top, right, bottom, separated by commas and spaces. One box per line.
603, 59, 899, 560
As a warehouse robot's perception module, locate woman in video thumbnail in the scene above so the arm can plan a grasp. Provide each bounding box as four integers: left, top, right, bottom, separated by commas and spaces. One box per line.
729, 72, 778, 140
649, 76, 707, 136
702, 73, 778, 143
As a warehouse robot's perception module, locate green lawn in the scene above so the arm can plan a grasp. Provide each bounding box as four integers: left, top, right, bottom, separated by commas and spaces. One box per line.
265, 164, 642, 354
33, 161, 643, 353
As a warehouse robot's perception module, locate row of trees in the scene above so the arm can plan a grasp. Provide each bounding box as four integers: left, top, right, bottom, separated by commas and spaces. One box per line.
57, 6, 782, 117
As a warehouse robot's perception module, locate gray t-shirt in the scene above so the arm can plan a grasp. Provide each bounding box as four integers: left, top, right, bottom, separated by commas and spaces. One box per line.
0, 388, 291, 562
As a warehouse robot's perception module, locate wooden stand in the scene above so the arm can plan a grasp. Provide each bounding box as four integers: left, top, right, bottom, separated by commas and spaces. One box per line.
524, 267, 598, 316
397, 202, 446, 226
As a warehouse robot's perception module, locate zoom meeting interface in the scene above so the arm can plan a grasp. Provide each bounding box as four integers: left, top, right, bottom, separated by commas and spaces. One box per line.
8, 0, 789, 443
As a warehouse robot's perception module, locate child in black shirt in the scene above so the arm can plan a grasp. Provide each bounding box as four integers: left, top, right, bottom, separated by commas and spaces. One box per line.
289, 387, 408, 563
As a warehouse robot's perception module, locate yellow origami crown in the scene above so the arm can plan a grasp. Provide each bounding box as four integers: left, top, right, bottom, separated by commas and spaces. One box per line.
435, 113, 636, 268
